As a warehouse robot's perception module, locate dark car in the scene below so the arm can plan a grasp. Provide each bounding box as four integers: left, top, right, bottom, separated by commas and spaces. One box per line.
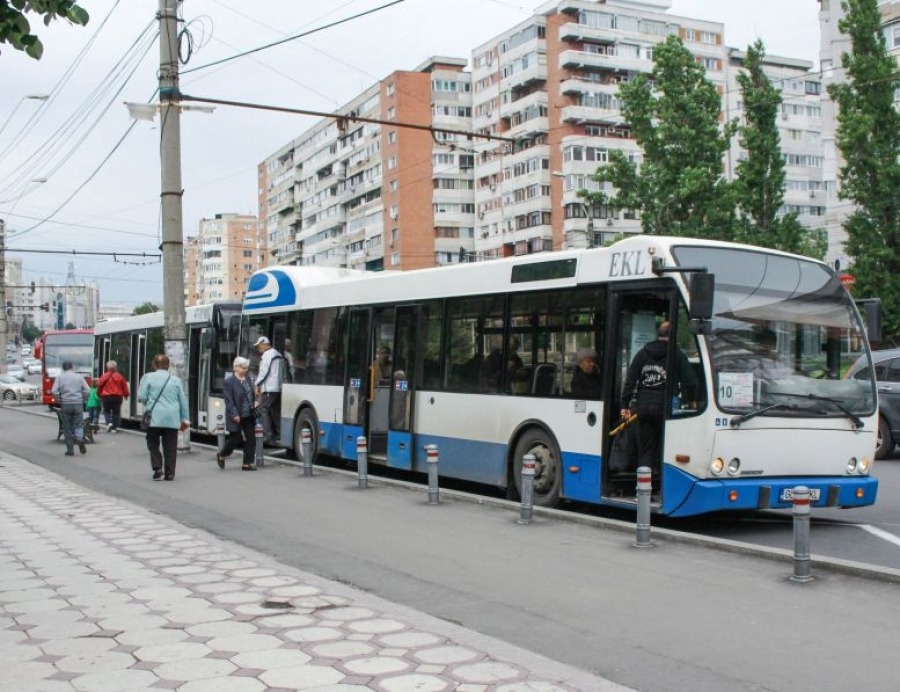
845, 348, 900, 459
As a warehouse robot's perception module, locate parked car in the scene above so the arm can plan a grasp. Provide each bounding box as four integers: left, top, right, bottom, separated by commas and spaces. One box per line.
26, 361, 42, 376
20, 347, 31, 357
5, 367, 26, 382
845, 348, 900, 459
5, 353, 14, 363
0, 374, 40, 403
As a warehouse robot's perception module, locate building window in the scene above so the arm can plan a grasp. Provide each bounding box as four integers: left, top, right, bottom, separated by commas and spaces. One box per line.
388, 156, 397, 169
387, 106, 396, 120
388, 130, 397, 144
386, 82, 395, 96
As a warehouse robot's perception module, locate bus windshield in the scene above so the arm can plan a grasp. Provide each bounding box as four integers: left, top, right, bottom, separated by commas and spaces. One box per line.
672, 246, 875, 418
44, 334, 94, 377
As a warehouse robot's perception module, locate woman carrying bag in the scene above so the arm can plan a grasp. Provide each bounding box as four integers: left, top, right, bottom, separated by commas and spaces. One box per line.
138, 354, 190, 481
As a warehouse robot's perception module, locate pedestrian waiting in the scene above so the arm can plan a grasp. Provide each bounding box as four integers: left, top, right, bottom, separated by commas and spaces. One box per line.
51, 361, 89, 456
138, 354, 189, 482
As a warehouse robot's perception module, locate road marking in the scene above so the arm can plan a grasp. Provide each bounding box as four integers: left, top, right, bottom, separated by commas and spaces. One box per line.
858, 524, 900, 549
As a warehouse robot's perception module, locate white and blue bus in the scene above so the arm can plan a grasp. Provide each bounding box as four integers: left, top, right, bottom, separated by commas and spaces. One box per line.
93, 302, 242, 433
241, 236, 879, 516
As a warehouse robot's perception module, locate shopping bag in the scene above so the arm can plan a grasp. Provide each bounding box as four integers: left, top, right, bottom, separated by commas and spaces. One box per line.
608, 420, 637, 472
140, 410, 152, 430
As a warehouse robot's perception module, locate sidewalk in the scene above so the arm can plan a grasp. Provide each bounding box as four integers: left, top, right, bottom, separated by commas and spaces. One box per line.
0, 451, 629, 692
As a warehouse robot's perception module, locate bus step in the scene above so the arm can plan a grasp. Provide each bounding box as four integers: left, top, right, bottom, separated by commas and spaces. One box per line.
367, 453, 387, 465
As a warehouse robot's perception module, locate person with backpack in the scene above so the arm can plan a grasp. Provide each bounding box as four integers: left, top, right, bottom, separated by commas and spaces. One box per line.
97, 360, 129, 433
620, 321, 696, 476
253, 336, 283, 445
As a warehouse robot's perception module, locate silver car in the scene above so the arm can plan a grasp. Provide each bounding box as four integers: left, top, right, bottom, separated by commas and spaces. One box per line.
0, 374, 40, 403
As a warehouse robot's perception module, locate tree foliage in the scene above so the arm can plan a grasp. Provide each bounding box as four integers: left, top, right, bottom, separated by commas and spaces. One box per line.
132, 302, 160, 316
0, 0, 89, 60
733, 40, 826, 258
828, 0, 900, 342
588, 35, 736, 240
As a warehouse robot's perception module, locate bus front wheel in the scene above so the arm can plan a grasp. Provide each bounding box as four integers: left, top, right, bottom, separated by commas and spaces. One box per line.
875, 415, 893, 460
293, 409, 319, 465
513, 428, 561, 508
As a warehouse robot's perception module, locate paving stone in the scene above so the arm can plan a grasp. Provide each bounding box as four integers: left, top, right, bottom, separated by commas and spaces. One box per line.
133, 641, 212, 663
0, 643, 42, 665
1, 660, 58, 684
185, 621, 258, 638
205, 633, 283, 652
259, 664, 345, 689
230, 648, 312, 670
283, 627, 344, 644
342, 656, 411, 676
130, 587, 192, 602
377, 674, 451, 692
161, 607, 232, 625
40, 637, 117, 657
55, 651, 136, 674
452, 661, 522, 684
379, 632, 442, 649
346, 619, 406, 635
27, 620, 101, 640
154, 656, 237, 681
309, 641, 376, 659
414, 646, 481, 665
70, 667, 159, 692
252, 613, 314, 629
178, 677, 266, 692
98, 614, 168, 632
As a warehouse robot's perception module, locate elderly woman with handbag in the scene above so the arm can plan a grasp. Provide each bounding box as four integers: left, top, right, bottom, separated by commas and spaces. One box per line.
138, 354, 190, 481
217, 356, 258, 471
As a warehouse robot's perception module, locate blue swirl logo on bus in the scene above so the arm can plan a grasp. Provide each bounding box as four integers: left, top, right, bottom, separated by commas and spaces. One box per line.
244, 270, 297, 310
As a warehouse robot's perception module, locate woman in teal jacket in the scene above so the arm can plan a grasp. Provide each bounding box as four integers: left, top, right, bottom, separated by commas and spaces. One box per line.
138, 354, 189, 481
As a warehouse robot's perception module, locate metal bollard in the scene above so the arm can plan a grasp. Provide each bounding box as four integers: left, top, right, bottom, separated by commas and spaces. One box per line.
517, 454, 536, 525
216, 420, 226, 453
356, 436, 368, 488
426, 444, 440, 505
254, 420, 265, 468
301, 428, 313, 477
790, 486, 813, 583
634, 466, 653, 548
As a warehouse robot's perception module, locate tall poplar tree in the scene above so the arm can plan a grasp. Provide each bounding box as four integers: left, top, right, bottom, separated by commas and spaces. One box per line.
829, 0, 900, 341
588, 35, 736, 239
733, 40, 825, 257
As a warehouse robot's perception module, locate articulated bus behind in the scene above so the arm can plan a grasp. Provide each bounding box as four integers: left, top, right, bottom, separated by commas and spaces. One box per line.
241, 236, 878, 517
93, 303, 241, 433
36, 329, 94, 407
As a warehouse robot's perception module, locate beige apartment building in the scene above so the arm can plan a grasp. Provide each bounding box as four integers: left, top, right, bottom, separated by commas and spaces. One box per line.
260, 0, 824, 270
184, 213, 264, 306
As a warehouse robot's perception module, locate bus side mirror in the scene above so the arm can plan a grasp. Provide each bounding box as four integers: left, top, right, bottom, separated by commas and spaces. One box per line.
855, 298, 882, 345
689, 273, 714, 335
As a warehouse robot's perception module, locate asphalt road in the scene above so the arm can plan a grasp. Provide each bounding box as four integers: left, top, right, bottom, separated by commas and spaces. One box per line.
2, 403, 900, 692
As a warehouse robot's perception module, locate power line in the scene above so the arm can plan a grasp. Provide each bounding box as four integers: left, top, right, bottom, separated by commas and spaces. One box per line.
182, 0, 408, 75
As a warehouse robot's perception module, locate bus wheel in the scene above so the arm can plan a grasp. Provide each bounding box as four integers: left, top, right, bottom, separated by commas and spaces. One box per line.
513, 428, 561, 507
875, 415, 893, 460
293, 410, 319, 465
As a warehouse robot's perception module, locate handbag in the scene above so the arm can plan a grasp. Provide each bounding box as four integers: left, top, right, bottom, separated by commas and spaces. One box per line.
141, 374, 171, 430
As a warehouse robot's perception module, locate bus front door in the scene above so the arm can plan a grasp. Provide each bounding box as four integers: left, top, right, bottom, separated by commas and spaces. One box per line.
603, 289, 674, 504
385, 305, 419, 470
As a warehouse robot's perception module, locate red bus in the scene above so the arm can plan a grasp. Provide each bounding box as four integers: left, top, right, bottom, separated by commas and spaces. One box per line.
34, 329, 94, 406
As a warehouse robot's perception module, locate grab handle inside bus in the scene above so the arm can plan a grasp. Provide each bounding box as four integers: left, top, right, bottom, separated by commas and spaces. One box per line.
368, 365, 375, 403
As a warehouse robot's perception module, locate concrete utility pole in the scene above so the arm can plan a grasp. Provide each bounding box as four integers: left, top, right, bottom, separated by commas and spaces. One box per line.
0, 219, 7, 373
159, 1, 187, 367
159, 0, 189, 447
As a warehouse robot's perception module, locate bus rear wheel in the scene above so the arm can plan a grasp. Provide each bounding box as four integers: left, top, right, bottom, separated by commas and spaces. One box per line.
293, 409, 319, 466
513, 428, 561, 507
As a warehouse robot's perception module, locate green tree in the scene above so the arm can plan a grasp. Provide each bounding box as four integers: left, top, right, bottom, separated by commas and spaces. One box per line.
0, 0, 89, 59
132, 302, 160, 316
733, 40, 826, 258
21, 321, 41, 343
64, 321, 75, 330
588, 35, 736, 239
829, 0, 900, 341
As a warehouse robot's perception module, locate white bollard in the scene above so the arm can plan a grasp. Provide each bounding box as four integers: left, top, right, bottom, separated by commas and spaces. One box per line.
634, 466, 652, 548
426, 444, 440, 505
517, 454, 536, 525
790, 486, 813, 583
216, 420, 226, 454
254, 420, 265, 468
356, 436, 368, 488
301, 428, 313, 477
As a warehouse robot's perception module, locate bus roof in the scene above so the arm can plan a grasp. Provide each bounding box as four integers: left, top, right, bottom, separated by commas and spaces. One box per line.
93, 302, 241, 336
243, 235, 825, 314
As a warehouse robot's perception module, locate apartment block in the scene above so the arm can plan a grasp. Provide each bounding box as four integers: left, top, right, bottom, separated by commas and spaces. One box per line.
184, 213, 263, 306
260, 0, 824, 269
259, 57, 475, 271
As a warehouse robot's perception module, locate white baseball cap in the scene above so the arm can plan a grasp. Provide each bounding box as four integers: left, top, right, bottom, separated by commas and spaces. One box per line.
254, 336, 270, 346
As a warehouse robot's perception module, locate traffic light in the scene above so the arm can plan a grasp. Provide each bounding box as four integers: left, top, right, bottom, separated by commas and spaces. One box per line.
40, 302, 50, 312
5, 300, 11, 317
30, 281, 35, 294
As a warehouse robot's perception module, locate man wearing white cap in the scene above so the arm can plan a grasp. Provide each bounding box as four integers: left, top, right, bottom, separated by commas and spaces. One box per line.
253, 336, 283, 444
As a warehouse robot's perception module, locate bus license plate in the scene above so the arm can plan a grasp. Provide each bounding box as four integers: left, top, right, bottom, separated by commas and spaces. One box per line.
780, 488, 820, 502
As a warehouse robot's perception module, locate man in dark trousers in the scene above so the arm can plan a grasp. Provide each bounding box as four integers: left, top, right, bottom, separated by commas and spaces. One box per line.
620, 321, 696, 476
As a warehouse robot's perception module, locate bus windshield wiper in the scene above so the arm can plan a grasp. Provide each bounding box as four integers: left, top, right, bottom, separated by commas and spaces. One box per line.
769, 392, 864, 429
729, 402, 798, 428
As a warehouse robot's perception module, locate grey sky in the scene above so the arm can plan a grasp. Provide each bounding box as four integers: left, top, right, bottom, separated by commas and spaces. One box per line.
0, 0, 821, 305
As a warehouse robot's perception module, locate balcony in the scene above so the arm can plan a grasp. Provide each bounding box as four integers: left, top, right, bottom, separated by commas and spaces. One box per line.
558, 21, 617, 45
560, 78, 619, 97
500, 63, 547, 91
559, 49, 647, 75
505, 116, 550, 140
560, 105, 623, 125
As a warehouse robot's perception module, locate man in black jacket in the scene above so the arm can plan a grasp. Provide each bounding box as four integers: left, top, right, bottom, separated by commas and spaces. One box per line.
620, 321, 696, 474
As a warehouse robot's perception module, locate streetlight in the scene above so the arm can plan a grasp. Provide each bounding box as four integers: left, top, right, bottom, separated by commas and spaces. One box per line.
552, 171, 595, 249
0, 94, 50, 141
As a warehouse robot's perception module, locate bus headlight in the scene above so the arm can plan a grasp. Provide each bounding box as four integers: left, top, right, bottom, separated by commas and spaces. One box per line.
727, 458, 741, 476
711, 457, 725, 475
846, 457, 858, 474
858, 457, 871, 473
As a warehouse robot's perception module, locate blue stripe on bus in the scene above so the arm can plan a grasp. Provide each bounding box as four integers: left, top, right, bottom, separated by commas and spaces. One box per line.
410, 434, 507, 486
561, 451, 601, 503
665, 466, 879, 517
387, 431, 412, 470
341, 425, 365, 460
